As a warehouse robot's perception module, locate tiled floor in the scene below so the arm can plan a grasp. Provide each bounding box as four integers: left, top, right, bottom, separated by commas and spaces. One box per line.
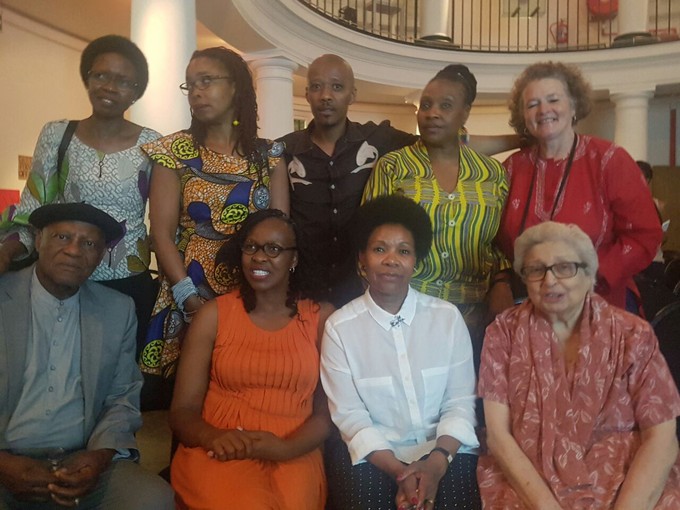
138, 410, 172, 475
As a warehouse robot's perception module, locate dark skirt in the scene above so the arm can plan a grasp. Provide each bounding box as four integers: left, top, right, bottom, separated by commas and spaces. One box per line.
324, 435, 481, 510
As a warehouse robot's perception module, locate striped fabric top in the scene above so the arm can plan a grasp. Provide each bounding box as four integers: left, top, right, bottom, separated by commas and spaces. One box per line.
362, 140, 510, 305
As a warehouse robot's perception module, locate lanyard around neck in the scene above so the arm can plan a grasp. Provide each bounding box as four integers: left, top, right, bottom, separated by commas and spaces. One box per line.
518, 134, 578, 234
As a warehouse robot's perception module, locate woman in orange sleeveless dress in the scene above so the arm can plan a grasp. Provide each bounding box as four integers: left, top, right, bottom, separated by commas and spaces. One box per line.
169, 209, 333, 509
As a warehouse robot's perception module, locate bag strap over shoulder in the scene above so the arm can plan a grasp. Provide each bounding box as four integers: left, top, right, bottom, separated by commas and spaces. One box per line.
57, 120, 79, 178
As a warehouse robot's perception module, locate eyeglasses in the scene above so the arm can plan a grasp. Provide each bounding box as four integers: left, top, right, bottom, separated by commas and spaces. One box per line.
88, 71, 138, 91
241, 242, 297, 258
179, 75, 231, 95
520, 261, 587, 282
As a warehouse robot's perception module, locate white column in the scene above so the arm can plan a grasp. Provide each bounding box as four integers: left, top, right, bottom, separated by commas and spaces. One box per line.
248, 56, 298, 140
613, 0, 655, 46
418, 0, 451, 42
130, 0, 196, 134
610, 89, 654, 161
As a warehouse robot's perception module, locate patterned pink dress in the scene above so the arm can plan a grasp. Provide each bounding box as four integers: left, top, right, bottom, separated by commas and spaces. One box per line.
478, 294, 680, 509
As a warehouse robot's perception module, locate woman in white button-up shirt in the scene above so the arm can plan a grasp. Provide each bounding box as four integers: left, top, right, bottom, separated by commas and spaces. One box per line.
321, 194, 480, 510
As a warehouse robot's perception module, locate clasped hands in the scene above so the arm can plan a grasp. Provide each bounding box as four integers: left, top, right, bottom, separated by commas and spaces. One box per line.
395, 455, 448, 510
203, 428, 291, 462
1, 449, 113, 507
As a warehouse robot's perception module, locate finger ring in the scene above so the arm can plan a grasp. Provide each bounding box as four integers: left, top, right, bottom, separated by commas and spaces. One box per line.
74, 498, 80, 506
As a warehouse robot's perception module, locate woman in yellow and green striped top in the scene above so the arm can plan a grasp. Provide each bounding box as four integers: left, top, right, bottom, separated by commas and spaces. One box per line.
362, 64, 513, 355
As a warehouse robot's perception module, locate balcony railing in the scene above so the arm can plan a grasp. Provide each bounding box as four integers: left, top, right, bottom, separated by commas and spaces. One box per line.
298, 0, 679, 52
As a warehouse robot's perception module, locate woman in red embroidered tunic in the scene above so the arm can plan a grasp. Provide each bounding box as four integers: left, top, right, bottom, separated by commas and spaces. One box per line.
497, 61, 661, 309
479, 221, 680, 509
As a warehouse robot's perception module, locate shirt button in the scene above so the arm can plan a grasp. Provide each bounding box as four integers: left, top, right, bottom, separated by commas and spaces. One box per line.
333, 208, 338, 214
57, 317, 63, 323
329, 161, 334, 166
448, 220, 455, 227
50, 365, 56, 371
330, 184, 336, 190
46, 409, 52, 415
442, 251, 449, 259
436, 279, 443, 286
448, 193, 455, 200
48, 386, 54, 392
333, 237, 338, 242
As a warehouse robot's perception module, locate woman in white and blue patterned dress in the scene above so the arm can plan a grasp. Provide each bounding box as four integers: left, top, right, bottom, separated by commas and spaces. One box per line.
0, 35, 160, 357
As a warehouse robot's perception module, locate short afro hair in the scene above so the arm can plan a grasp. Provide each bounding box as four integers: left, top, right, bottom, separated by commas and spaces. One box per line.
354, 194, 433, 262
80, 35, 149, 97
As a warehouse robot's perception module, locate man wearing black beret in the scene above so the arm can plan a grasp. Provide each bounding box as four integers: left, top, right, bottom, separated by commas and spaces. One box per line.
0, 203, 172, 508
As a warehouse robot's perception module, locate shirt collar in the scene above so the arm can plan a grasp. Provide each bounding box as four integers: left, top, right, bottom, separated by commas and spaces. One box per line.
286, 118, 364, 155
363, 286, 417, 331
30, 267, 80, 308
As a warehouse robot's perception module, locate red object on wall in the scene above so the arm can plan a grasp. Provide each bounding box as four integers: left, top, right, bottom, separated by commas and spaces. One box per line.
550, 19, 569, 44
0, 190, 20, 213
587, 0, 619, 21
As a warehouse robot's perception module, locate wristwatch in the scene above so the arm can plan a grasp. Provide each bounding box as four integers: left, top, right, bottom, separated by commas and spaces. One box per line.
430, 446, 453, 465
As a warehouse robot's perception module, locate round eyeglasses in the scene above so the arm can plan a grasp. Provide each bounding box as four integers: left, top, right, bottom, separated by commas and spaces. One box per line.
179, 75, 232, 95
241, 242, 297, 258
88, 71, 138, 91
520, 261, 587, 282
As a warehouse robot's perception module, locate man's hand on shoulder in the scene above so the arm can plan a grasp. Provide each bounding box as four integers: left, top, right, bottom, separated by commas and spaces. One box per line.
48, 449, 114, 507
0, 451, 57, 503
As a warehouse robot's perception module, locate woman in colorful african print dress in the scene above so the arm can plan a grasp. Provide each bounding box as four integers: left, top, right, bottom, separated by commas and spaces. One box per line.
139, 47, 289, 408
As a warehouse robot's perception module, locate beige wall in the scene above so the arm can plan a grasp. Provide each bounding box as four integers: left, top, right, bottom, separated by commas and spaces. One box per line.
0, 11, 89, 191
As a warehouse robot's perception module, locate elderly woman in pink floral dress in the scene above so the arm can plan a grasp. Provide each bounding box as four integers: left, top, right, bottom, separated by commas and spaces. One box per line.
478, 221, 680, 509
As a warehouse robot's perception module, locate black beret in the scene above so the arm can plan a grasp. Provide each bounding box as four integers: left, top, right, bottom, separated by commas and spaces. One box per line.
29, 203, 123, 244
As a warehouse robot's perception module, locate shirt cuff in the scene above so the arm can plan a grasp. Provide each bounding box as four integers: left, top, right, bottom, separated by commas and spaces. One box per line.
347, 427, 392, 465
437, 416, 480, 450
112, 448, 139, 462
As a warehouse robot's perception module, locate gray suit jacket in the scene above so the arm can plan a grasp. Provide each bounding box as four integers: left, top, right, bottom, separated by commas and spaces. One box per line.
0, 266, 143, 452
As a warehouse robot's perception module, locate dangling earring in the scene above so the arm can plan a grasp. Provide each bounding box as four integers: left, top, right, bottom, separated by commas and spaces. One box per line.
232, 119, 240, 127
572, 115, 577, 125
289, 266, 296, 273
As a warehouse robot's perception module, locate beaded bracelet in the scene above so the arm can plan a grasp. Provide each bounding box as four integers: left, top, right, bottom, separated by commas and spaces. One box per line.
171, 276, 199, 312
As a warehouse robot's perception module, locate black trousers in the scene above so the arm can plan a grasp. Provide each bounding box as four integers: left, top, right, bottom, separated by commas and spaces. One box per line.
324, 435, 481, 510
